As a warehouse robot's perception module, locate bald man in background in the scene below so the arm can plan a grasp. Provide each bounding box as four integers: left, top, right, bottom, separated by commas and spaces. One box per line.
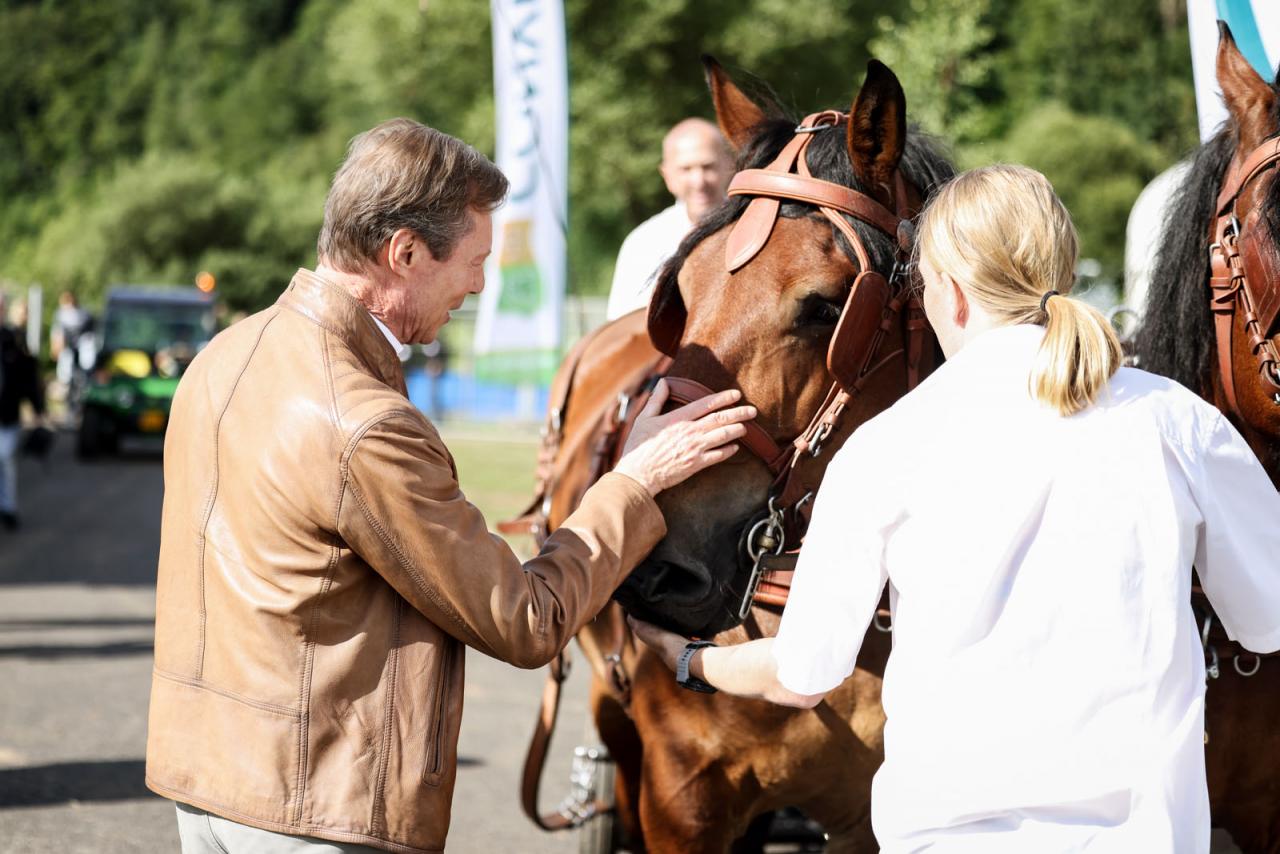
605, 118, 734, 320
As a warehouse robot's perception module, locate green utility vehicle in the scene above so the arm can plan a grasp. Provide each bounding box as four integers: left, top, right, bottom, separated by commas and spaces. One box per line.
77, 286, 217, 457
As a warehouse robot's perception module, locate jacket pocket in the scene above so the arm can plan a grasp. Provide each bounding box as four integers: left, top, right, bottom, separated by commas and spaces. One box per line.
422, 641, 454, 787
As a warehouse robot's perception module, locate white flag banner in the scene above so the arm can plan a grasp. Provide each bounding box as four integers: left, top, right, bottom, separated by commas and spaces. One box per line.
1189, 0, 1280, 142
475, 0, 568, 383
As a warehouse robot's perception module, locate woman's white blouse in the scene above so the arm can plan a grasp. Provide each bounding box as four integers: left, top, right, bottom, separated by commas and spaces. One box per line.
772, 324, 1280, 853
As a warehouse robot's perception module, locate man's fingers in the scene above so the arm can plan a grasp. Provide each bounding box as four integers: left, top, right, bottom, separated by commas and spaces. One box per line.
697, 444, 740, 469
668, 388, 743, 421
703, 404, 757, 428
702, 422, 748, 448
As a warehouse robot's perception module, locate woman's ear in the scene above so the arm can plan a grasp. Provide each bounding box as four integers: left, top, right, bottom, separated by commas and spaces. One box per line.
943, 272, 969, 328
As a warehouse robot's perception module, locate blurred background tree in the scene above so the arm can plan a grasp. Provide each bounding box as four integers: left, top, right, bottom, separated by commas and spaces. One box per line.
0, 0, 1196, 312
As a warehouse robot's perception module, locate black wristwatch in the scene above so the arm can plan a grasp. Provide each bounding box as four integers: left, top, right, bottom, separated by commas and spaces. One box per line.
676, 640, 717, 694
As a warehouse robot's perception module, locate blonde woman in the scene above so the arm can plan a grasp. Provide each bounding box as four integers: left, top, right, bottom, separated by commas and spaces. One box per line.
632, 165, 1280, 852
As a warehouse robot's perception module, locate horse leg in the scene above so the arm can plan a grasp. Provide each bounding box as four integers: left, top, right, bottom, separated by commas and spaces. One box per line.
1205, 670, 1280, 853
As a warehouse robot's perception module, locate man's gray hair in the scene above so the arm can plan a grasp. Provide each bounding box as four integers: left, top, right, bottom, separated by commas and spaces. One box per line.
317, 118, 508, 271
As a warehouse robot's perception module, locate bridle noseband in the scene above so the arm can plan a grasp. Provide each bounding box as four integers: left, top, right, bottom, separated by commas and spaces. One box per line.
1209, 135, 1280, 413
654, 110, 929, 621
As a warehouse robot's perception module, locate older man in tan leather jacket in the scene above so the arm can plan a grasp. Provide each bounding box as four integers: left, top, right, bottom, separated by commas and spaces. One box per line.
145, 118, 754, 854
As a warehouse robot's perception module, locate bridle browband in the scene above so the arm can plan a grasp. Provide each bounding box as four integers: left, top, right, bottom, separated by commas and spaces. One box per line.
655, 109, 928, 621
1209, 135, 1280, 415
724, 110, 912, 273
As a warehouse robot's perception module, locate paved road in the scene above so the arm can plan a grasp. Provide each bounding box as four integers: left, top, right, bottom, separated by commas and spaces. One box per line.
0, 434, 593, 853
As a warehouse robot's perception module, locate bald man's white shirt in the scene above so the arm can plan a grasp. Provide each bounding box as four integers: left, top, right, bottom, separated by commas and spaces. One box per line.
605, 202, 692, 321
773, 324, 1280, 852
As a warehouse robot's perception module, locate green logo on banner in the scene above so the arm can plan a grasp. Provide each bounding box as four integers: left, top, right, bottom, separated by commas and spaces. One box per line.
497, 262, 542, 315
497, 218, 543, 316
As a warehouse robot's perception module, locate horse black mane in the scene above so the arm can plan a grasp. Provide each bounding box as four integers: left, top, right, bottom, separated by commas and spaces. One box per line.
1134, 76, 1280, 394
650, 111, 955, 313
1131, 132, 1235, 390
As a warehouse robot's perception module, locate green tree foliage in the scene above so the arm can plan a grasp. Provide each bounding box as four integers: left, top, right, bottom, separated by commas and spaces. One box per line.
870, 0, 1000, 146
0, 0, 1197, 312
982, 104, 1166, 270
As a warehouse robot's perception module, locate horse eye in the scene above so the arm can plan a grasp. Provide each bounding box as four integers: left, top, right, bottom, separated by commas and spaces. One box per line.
795, 295, 845, 328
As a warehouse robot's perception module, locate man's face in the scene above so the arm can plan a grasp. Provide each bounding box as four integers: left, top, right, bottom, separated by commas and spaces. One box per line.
395, 211, 493, 345
660, 131, 733, 223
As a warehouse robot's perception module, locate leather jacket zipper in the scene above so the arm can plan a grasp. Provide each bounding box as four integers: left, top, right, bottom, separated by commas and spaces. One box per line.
424, 644, 452, 785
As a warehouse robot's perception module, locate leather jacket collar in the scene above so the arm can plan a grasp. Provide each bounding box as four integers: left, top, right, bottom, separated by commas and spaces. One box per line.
278, 268, 405, 392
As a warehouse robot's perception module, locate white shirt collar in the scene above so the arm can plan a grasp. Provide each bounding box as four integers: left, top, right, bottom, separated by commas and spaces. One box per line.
369, 313, 411, 361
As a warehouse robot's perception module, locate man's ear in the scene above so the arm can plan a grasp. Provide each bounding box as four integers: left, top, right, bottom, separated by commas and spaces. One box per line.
385, 228, 419, 276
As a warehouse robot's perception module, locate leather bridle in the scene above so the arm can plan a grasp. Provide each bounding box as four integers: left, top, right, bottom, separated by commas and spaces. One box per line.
1208, 135, 1280, 415
653, 110, 930, 620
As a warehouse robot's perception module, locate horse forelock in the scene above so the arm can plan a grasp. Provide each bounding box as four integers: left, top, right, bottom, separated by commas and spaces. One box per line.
649, 115, 954, 323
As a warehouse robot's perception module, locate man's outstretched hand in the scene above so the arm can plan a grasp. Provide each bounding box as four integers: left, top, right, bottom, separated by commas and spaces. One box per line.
613, 379, 756, 497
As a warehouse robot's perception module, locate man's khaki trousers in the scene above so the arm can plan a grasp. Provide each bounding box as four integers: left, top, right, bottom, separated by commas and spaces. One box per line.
175, 802, 386, 853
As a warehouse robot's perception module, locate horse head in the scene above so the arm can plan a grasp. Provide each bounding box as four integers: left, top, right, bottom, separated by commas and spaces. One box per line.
1136, 22, 1280, 484
613, 58, 953, 637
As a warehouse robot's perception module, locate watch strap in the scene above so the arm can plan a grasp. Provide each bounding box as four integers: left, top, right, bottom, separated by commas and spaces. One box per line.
676, 640, 717, 694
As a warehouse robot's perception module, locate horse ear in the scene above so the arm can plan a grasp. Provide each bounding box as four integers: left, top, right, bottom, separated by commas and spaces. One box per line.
847, 60, 907, 208
703, 55, 767, 151
1216, 20, 1277, 152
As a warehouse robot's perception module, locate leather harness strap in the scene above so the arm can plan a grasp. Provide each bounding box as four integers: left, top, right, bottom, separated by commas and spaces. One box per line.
663, 376, 793, 474
1215, 136, 1280, 216
724, 110, 906, 274
728, 169, 903, 243
519, 648, 611, 830
1208, 136, 1280, 418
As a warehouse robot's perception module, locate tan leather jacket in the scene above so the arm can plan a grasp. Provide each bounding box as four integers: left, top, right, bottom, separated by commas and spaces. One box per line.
146, 269, 665, 853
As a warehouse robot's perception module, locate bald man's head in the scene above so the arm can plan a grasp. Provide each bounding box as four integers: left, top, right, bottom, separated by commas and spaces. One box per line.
660, 118, 734, 223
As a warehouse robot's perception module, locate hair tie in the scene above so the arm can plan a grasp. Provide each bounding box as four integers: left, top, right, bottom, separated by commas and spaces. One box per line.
1039, 290, 1060, 313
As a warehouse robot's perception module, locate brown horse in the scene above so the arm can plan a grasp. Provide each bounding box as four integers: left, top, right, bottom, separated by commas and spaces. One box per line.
1135, 23, 1280, 852
522, 58, 952, 852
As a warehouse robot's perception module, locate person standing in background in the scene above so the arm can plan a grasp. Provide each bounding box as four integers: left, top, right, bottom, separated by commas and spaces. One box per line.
0, 293, 46, 531
50, 290, 94, 417
604, 118, 734, 320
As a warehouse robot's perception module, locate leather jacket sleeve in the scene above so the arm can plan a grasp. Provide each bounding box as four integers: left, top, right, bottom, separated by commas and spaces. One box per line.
337, 410, 666, 667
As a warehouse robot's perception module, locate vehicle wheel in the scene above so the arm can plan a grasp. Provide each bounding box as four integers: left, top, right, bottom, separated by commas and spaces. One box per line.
576, 755, 618, 854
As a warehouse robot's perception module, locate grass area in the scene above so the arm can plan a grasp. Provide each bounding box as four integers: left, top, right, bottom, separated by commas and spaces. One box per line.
439, 422, 541, 557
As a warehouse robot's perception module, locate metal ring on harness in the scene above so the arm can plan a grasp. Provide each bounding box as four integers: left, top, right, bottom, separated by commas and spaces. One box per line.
740, 503, 786, 621
873, 612, 893, 633
1206, 645, 1221, 681
1234, 653, 1262, 677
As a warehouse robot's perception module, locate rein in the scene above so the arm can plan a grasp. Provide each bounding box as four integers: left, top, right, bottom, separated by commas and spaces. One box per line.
1208, 135, 1280, 415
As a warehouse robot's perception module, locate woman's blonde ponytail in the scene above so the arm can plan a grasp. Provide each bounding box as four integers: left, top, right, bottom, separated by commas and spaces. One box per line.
917, 165, 1122, 416
1032, 292, 1122, 416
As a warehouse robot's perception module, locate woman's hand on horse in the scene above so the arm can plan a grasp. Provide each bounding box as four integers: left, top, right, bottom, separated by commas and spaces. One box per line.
626, 615, 688, 673
614, 379, 756, 497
